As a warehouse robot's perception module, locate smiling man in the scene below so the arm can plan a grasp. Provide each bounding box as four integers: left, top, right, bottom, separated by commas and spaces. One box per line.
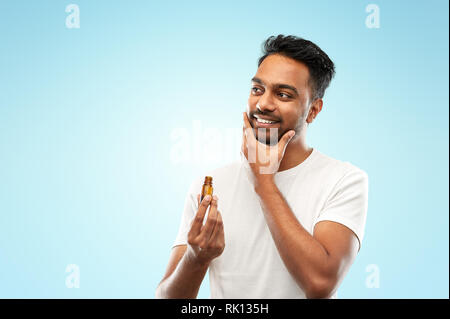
156, 35, 369, 299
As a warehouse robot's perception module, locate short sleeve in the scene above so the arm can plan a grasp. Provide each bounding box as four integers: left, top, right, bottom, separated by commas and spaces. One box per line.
313, 167, 369, 252
172, 179, 200, 247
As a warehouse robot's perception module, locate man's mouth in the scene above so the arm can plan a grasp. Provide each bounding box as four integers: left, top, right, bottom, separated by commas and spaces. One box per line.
252, 114, 280, 127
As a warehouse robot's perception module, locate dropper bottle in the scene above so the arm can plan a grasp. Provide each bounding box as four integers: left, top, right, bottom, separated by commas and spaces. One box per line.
200, 176, 213, 201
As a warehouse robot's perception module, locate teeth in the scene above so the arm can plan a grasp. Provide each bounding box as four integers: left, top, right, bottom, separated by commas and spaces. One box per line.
255, 117, 276, 124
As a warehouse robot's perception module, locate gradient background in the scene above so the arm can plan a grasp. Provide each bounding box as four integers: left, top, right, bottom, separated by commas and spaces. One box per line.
0, 0, 448, 298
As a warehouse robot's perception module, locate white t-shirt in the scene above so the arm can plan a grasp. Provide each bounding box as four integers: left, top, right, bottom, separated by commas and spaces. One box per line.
173, 148, 369, 299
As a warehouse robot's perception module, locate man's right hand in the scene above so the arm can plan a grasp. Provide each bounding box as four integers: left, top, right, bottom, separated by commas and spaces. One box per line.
186, 194, 225, 266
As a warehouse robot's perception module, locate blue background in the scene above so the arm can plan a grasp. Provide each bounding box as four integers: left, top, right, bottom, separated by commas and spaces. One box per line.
0, 0, 448, 298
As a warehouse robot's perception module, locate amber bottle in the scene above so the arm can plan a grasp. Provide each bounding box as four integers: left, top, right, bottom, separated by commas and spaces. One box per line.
200, 176, 213, 201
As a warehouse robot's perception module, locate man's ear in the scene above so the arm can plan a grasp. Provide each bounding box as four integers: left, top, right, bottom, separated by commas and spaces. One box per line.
306, 98, 323, 124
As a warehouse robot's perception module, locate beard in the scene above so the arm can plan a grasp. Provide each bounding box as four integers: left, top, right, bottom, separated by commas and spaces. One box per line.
254, 127, 283, 146
253, 118, 305, 146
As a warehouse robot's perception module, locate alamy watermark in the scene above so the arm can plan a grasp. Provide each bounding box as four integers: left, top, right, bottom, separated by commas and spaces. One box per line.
65, 4, 80, 29
365, 4, 380, 29
65, 264, 80, 288
365, 264, 380, 288
169, 121, 285, 174
170, 120, 242, 166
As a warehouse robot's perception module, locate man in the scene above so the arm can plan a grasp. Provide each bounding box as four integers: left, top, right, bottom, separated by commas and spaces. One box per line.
155, 35, 369, 299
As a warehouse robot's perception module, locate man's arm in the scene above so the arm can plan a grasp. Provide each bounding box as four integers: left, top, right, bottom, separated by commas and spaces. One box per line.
155, 195, 225, 299
254, 179, 359, 299
155, 245, 210, 299
241, 112, 363, 298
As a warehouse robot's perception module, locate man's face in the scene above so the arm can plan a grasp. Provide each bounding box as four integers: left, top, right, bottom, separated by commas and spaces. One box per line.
247, 54, 314, 144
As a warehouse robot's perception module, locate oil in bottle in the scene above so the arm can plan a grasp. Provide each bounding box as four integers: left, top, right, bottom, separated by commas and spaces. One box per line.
200, 176, 213, 202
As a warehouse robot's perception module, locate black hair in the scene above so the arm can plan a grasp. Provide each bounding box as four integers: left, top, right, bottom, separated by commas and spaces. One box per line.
258, 35, 335, 100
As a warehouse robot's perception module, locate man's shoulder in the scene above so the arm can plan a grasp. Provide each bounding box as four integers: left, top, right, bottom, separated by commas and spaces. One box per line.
313, 149, 368, 180
208, 160, 242, 177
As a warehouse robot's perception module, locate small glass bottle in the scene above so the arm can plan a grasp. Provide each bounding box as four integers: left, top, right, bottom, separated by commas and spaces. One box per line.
200, 176, 213, 201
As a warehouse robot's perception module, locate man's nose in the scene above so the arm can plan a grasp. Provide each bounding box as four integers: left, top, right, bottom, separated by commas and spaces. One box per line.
256, 93, 276, 113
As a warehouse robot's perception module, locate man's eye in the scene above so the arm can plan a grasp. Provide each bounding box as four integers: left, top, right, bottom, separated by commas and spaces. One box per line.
279, 92, 291, 99
252, 87, 262, 93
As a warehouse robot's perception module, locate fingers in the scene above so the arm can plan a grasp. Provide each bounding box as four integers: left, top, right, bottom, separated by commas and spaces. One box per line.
188, 194, 225, 257
242, 113, 256, 142
242, 112, 257, 158
241, 126, 248, 158
197, 195, 219, 248
243, 112, 252, 129
208, 211, 224, 246
188, 195, 212, 238
279, 130, 295, 150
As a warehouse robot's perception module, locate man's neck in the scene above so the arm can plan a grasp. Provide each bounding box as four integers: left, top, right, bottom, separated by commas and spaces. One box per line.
278, 136, 313, 172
